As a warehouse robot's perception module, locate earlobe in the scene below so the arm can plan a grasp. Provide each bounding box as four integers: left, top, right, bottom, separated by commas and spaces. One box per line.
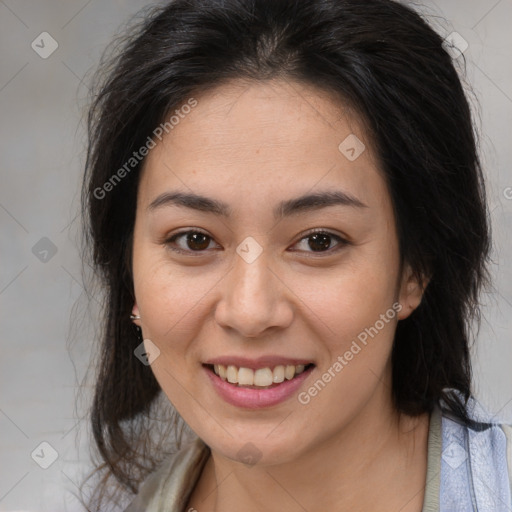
397, 266, 430, 321
131, 304, 141, 326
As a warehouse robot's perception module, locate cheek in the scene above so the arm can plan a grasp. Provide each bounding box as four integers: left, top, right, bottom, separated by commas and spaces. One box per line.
295, 271, 400, 427
132, 247, 227, 363
132, 256, 208, 408
136, 268, 199, 340
293, 252, 399, 345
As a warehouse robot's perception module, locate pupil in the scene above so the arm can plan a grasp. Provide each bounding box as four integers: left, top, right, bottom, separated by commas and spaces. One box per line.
188, 232, 209, 250
309, 233, 330, 251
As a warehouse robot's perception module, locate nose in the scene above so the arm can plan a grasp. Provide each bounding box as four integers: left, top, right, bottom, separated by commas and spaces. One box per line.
214, 247, 293, 338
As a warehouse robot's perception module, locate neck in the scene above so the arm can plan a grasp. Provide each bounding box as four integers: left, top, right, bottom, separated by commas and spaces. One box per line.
188, 381, 430, 512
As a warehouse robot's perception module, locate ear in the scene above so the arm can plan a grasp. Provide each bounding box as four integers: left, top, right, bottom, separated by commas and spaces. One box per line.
396, 264, 430, 321
131, 303, 141, 327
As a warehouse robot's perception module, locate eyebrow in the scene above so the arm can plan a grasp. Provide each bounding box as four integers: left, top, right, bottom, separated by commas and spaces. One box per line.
147, 189, 367, 219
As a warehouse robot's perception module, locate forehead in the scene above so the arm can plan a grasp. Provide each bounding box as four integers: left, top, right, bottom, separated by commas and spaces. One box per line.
153, 78, 370, 156
138, 79, 386, 213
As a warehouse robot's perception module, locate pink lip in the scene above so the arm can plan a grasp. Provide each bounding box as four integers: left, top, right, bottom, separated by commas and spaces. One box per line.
203, 364, 315, 409
204, 356, 313, 370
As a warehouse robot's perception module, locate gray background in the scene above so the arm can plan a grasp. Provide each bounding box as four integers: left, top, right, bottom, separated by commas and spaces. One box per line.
1, 0, 511, 510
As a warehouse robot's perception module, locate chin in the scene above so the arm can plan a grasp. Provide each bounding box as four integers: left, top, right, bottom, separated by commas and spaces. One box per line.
205, 429, 308, 467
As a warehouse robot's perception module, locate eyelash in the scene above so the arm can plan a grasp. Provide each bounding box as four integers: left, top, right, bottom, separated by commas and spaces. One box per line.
162, 228, 349, 256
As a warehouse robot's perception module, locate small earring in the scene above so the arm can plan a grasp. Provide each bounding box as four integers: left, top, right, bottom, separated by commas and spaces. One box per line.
130, 313, 141, 320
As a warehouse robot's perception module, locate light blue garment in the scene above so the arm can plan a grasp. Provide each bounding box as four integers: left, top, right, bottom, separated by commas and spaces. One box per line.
437, 394, 512, 511
125, 394, 512, 511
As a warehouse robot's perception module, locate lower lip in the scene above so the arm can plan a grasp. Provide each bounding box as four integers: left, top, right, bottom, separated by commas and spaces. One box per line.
204, 365, 314, 409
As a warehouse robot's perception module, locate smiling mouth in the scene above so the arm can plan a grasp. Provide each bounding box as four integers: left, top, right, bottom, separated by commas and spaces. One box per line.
204, 363, 315, 389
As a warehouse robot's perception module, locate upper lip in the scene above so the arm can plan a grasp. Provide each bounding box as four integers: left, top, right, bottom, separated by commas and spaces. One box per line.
203, 356, 314, 370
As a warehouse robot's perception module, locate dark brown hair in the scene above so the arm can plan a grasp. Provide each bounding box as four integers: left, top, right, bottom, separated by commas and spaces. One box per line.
81, 0, 491, 508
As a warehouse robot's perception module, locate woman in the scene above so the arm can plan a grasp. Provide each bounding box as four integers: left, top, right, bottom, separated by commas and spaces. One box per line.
81, 0, 512, 510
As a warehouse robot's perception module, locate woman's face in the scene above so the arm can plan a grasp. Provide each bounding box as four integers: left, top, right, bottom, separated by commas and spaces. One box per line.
131, 79, 423, 465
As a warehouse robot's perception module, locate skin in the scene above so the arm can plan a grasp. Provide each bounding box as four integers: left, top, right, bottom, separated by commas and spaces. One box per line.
131, 78, 430, 512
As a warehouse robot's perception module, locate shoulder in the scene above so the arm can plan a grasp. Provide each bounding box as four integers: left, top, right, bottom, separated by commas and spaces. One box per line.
124, 436, 210, 512
438, 393, 512, 511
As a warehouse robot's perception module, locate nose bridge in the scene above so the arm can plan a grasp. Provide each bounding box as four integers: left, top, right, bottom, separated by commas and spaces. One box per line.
233, 247, 270, 301
215, 241, 291, 337
229, 245, 274, 314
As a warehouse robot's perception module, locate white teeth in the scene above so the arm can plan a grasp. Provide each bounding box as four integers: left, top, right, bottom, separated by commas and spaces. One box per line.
273, 365, 285, 383
212, 363, 310, 387
237, 367, 254, 386
296, 365, 307, 376
285, 365, 295, 380
254, 368, 273, 386
226, 365, 238, 383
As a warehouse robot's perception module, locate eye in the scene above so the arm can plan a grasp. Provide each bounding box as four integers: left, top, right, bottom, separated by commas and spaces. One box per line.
164, 229, 219, 255
291, 229, 349, 254
163, 228, 349, 256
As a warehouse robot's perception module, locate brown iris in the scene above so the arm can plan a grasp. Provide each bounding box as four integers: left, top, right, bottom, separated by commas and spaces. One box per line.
308, 233, 332, 252
185, 232, 210, 250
